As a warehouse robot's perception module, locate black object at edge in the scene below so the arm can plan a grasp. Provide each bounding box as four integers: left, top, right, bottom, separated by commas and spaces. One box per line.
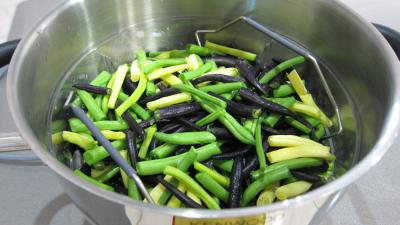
373, 24, 400, 60
0, 39, 20, 68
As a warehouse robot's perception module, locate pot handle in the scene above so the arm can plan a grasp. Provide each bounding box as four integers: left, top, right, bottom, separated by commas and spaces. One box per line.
373, 24, 400, 60
0, 39, 40, 162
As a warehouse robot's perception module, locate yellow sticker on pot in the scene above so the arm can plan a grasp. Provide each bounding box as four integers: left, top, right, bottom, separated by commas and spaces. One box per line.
173, 214, 266, 225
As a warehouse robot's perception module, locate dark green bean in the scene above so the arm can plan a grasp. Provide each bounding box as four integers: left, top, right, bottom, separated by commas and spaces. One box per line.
241, 167, 291, 206
196, 172, 229, 203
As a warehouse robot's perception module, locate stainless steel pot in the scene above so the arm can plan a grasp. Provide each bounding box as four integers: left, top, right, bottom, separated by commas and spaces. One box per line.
6, 0, 400, 224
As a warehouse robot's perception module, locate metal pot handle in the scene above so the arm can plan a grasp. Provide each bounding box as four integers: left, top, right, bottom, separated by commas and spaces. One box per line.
0, 39, 39, 162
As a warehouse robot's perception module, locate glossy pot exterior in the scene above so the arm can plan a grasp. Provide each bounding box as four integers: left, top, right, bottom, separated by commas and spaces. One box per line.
7, 0, 400, 225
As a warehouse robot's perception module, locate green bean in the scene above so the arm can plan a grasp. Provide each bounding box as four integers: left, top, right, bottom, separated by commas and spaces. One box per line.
154, 148, 198, 205
267, 97, 297, 108
186, 44, 213, 56
68, 118, 128, 133
195, 110, 225, 127
150, 143, 179, 159
203, 104, 250, 145
138, 126, 157, 159
314, 124, 326, 141
273, 84, 295, 98
101, 74, 116, 114
221, 112, 255, 145
193, 162, 230, 188
77, 90, 107, 121
241, 167, 291, 206
149, 51, 162, 58
163, 166, 220, 209
285, 175, 298, 183
115, 69, 147, 116
172, 84, 226, 109
136, 49, 147, 70
136, 142, 221, 175
180, 60, 214, 80
62, 131, 97, 150
83, 139, 126, 165
198, 82, 246, 94
220, 92, 235, 100
267, 145, 334, 163
146, 93, 192, 111
128, 178, 142, 201
255, 118, 267, 171
275, 181, 312, 200
177, 147, 197, 171
214, 160, 233, 173
195, 172, 229, 203
154, 131, 216, 145
95, 95, 103, 108
195, 98, 254, 145
118, 92, 151, 120
146, 81, 157, 96
251, 158, 324, 180
153, 51, 171, 59
205, 41, 256, 61
243, 119, 256, 135
143, 58, 187, 74
96, 165, 119, 183
91, 71, 113, 86
259, 56, 305, 84
74, 170, 115, 191
170, 50, 190, 58
108, 64, 129, 109
284, 116, 321, 134
51, 132, 63, 145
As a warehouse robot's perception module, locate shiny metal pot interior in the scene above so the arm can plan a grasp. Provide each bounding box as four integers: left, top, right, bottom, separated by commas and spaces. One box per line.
7, 0, 400, 224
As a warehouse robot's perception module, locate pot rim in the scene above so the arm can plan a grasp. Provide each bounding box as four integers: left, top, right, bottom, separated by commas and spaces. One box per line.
7, 0, 400, 219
